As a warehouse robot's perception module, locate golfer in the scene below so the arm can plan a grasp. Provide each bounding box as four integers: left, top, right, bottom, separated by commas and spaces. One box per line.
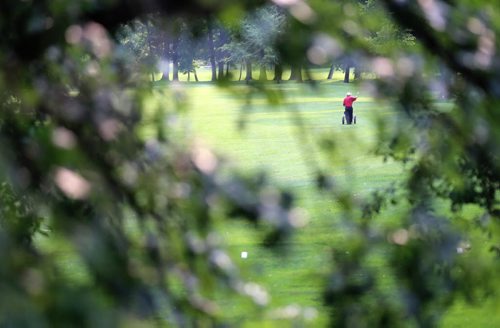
343, 92, 358, 124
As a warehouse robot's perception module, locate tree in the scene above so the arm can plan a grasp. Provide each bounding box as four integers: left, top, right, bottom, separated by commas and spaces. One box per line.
220, 39, 247, 81
155, 16, 173, 82
178, 24, 200, 81
289, 64, 303, 82
118, 19, 159, 81
238, 5, 286, 82
327, 62, 335, 80
342, 55, 356, 83
206, 20, 218, 81
216, 27, 231, 80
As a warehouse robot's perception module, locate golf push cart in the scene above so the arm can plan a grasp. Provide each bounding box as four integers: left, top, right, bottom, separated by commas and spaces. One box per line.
342, 110, 356, 125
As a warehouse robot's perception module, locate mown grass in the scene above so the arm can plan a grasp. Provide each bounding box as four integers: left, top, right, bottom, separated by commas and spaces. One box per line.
176, 75, 399, 325
35, 68, 499, 326
171, 69, 500, 326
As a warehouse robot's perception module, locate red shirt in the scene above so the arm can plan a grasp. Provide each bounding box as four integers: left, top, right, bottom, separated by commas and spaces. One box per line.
343, 96, 357, 107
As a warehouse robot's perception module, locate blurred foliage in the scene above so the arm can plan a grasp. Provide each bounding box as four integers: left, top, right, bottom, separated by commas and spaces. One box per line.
1, 0, 499, 327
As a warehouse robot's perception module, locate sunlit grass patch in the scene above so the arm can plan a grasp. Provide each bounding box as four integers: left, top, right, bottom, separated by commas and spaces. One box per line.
163, 81, 500, 326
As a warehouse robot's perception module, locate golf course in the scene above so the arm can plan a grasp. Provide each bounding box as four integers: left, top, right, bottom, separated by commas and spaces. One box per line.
146, 69, 500, 326
2, 1, 499, 326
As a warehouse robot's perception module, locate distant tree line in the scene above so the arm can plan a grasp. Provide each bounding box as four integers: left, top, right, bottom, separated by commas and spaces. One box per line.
117, 3, 414, 83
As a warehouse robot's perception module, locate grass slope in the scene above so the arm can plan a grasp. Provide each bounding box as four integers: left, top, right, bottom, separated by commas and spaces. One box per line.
35, 68, 498, 326
177, 76, 500, 326
181, 79, 398, 325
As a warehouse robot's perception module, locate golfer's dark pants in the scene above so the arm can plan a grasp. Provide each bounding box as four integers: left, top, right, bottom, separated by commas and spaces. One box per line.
345, 106, 353, 124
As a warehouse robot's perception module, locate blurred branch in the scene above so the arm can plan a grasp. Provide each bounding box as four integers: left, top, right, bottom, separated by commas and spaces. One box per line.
381, 0, 500, 97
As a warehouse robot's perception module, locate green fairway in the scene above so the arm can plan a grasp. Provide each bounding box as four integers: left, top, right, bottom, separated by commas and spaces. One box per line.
178, 83, 380, 321
159, 78, 500, 326
34, 74, 499, 326
177, 79, 398, 324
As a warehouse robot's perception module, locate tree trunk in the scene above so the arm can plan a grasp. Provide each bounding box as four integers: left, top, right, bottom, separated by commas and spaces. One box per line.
172, 38, 179, 81
218, 61, 225, 80
173, 63, 179, 81
194, 70, 199, 82
216, 28, 229, 81
161, 62, 170, 81
259, 65, 267, 81
239, 62, 243, 81
160, 39, 170, 81
354, 65, 361, 80
187, 71, 190, 82
289, 65, 303, 82
245, 60, 252, 82
258, 49, 267, 81
168, 31, 179, 82
207, 21, 217, 82
344, 65, 351, 83
226, 62, 230, 77
145, 20, 156, 83
327, 63, 335, 80
273, 63, 283, 83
